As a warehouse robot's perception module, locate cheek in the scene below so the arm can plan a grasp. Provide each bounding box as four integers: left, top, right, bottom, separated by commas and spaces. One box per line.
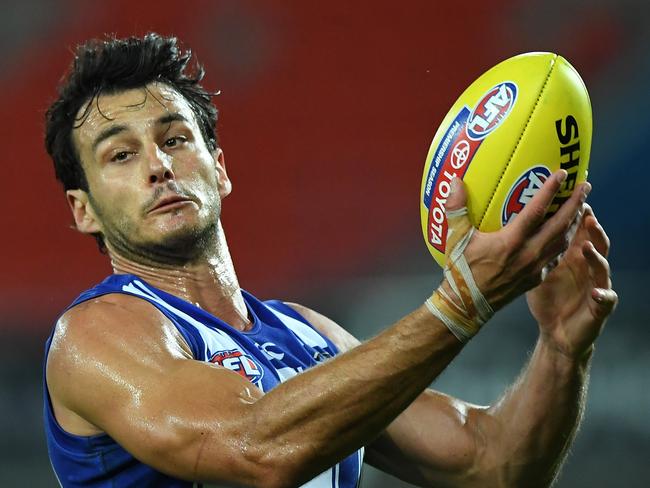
91, 179, 143, 221
194, 177, 221, 212
184, 159, 220, 196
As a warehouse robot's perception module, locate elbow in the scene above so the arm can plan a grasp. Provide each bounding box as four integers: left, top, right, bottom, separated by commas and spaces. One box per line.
183, 428, 317, 488
244, 445, 324, 488
468, 432, 523, 487
451, 410, 515, 487
468, 419, 555, 488
255, 472, 301, 488
143, 407, 324, 488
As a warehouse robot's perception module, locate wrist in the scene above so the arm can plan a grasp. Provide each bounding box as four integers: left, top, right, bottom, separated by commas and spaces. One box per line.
425, 203, 495, 343
538, 334, 594, 370
425, 276, 494, 343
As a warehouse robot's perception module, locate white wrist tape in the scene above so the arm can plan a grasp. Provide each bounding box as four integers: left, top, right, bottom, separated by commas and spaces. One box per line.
425, 207, 494, 343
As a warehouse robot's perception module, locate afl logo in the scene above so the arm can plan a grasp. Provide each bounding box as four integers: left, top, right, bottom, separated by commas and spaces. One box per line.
467, 82, 517, 140
502, 166, 551, 226
209, 349, 264, 383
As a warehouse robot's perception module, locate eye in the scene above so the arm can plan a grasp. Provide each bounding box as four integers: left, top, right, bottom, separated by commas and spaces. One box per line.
164, 136, 188, 148
110, 151, 133, 163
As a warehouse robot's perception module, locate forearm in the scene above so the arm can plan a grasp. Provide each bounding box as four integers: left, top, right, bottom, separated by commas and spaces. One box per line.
209, 306, 463, 486
477, 338, 592, 487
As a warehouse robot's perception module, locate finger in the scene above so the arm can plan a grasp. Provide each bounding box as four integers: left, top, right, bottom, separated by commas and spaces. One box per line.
565, 202, 585, 247
580, 204, 610, 256
509, 169, 568, 237
445, 178, 475, 255
540, 202, 589, 267
585, 215, 611, 258
583, 240, 611, 288
592, 288, 618, 319
445, 177, 468, 213
531, 182, 591, 258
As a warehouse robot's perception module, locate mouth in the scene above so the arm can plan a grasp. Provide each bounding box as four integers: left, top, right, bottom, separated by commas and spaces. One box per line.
148, 194, 195, 214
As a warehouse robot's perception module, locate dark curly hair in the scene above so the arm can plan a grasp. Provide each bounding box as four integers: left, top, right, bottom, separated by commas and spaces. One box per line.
44, 33, 219, 249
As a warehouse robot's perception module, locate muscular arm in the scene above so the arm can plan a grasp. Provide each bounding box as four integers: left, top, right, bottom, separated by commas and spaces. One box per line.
365, 340, 592, 488
293, 270, 609, 488
299, 207, 616, 487
47, 171, 592, 488
289, 303, 592, 488
47, 295, 463, 487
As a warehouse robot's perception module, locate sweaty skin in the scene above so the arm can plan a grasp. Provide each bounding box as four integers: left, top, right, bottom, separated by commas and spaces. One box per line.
47, 83, 617, 488
68, 84, 250, 329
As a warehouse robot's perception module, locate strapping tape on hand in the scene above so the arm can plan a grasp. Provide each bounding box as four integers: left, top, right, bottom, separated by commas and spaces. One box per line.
424, 207, 494, 343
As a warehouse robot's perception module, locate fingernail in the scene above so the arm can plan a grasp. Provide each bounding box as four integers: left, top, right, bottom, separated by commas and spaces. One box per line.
583, 182, 592, 196
557, 170, 568, 183
593, 288, 604, 303
450, 177, 460, 194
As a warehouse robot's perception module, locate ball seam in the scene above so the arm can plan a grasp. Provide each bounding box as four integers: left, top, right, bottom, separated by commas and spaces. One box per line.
477, 54, 558, 228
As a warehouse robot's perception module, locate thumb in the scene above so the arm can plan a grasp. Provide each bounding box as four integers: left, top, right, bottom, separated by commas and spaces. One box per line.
444, 177, 474, 257
445, 177, 468, 213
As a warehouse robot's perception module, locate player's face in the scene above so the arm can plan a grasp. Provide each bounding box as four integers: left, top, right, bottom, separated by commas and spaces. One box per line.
70, 83, 230, 262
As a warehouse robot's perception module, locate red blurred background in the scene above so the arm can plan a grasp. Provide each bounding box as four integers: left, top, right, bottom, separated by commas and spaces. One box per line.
4, 0, 626, 326
1, 1, 648, 485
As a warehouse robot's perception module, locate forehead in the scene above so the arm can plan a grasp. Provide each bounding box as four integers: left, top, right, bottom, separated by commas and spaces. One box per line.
73, 83, 198, 150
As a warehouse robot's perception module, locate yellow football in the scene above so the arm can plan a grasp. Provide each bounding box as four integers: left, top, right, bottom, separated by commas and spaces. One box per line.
420, 52, 591, 268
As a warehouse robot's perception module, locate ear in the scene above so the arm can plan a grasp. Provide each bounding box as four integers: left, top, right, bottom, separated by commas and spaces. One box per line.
214, 148, 232, 199
66, 189, 102, 235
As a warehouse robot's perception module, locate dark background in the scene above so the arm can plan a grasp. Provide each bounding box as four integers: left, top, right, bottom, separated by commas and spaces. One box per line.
1, 0, 648, 485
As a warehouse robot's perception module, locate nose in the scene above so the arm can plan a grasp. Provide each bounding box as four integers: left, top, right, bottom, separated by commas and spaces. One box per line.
146, 144, 175, 184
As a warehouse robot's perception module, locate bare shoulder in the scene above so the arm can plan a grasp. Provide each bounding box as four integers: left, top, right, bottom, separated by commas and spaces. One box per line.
47, 293, 192, 414
284, 302, 361, 353
49, 293, 191, 361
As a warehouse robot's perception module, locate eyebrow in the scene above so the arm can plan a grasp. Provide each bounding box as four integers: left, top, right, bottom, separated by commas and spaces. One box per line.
91, 112, 190, 153
158, 112, 189, 126
91, 124, 128, 153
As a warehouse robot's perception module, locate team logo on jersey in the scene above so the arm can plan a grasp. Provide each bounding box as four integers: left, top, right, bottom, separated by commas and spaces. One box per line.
502, 166, 551, 225
209, 349, 264, 383
467, 82, 517, 140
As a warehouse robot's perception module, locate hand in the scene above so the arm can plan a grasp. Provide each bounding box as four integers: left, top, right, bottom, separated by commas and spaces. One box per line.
526, 204, 618, 359
445, 170, 590, 312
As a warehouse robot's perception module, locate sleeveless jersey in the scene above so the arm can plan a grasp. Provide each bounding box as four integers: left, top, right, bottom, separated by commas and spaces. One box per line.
44, 274, 364, 487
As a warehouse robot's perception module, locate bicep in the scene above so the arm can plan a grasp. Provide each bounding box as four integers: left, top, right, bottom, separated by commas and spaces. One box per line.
47, 297, 267, 485
365, 389, 489, 487
109, 359, 265, 483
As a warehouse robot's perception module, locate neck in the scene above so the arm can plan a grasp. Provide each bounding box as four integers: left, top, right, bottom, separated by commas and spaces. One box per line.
108, 221, 251, 331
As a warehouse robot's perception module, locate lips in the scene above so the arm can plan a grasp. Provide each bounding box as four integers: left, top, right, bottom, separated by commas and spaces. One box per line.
148, 194, 194, 214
